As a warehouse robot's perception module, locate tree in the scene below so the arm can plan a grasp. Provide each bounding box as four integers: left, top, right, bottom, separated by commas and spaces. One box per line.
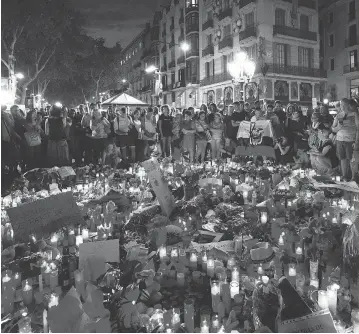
1, 0, 84, 103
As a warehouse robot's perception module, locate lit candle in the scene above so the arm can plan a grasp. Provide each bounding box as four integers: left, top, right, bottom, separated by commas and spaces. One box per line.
278, 232, 285, 248
227, 256, 236, 270
287, 200, 292, 208
43, 309, 48, 333
327, 284, 339, 316
288, 263, 297, 286
211, 281, 221, 313
257, 264, 264, 275
231, 266, 239, 282
68, 228, 76, 246
48, 293, 59, 308
200, 319, 209, 333
82, 228, 89, 242
202, 251, 208, 271
18, 316, 32, 333
14, 272, 22, 288
189, 251, 197, 270
171, 247, 179, 261
159, 245, 167, 262
76, 235, 83, 246
234, 235, 242, 255
335, 176, 341, 182
260, 212, 268, 224
230, 281, 239, 298
332, 217, 338, 224
22, 280, 33, 305
2, 272, 14, 313
207, 257, 215, 278
184, 299, 195, 333
262, 275, 269, 285
318, 290, 329, 310
50, 234, 58, 248
44, 265, 51, 286
351, 309, 359, 334
177, 272, 185, 287
179, 248, 187, 265
171, 308, 181, 332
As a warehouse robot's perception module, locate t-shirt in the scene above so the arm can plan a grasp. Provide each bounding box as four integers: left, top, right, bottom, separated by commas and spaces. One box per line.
159, 114, 173, 137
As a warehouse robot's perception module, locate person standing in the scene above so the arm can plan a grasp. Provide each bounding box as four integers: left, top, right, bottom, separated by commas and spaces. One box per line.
210, 112, 224, 160
81, 106, 93, 164
332, 98, 357, 181
45, 105, 70, 167
24, 110, 44, 169
181, 109, 196, 163
90, 109, 111, 164
142, 107, 157, 159
158, 105, 173, 158
131, 109, 143, 161
113, 107, 132, 163
274, 100, 286, 124
195, 111, 210, 163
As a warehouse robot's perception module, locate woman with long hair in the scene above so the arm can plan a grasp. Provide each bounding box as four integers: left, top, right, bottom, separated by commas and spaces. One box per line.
113, 107, 133, 163
210, 112, 224, 160
142, 107, 157, 159
90, 108, 111, 164
45, 105, 70, 167
158, 105, 173, 158
131, 108, 143, 161
181, 109, 196, 162
195, 111, 210, 163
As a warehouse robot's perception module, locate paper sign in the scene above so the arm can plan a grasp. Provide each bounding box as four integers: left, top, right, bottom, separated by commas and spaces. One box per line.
190, 240, 234, 253
143, 158, 176, 216
237, 120, 274, 142
198, 178, 223, 188
7, 192, 84, 242
235, 145, 276, 159
58, 166, 76, 179
278, 309, 337, 333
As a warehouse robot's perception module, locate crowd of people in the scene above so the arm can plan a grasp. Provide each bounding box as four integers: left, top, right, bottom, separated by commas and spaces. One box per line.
2, 97, 359, 190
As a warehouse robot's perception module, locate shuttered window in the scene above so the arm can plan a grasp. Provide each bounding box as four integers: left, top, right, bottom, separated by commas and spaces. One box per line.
300, 15, 309, 31
245, 12, 254, 27
298, 47, 313, 68
275, 8, 286, 26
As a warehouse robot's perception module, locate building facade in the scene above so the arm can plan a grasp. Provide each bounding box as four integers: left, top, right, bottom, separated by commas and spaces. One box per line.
319, 0, 359, 100
199, 0, 326, 111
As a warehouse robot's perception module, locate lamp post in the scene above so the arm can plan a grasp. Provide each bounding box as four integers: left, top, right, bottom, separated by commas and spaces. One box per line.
228, 52, 256, 101
146, 41, 190, 107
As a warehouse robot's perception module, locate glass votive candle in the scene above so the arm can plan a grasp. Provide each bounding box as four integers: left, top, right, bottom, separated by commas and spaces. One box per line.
76, 235, 83, 246
18, 316, 32, 333
82, 228, 89, 242
327, 284, 340, 316
260, 212, 268, 224
230, 281, 240, 298
14, 272, 22, 288
227, 256, 236, 270
231, 266, 240, 282
171, 247, 179, 261
50, 234, 58, 248
201, 251, 208, 271
317, 290, 329, 310
211, 281, 221, 313
189, 251, 197, 270
22, 279, 33, 305
207, 256, 215, 277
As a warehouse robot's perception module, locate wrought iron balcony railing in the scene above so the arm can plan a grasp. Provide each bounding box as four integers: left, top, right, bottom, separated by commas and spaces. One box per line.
202, 19, 214, 31
186, 3, 199, 15
269, 64, 327, 77
343, 63, 359, 74
273, 25, 317, 41
218, 35, 233, 50
238, 25, 257, 41
202, 44, 214, 57
200, 72, 232, 86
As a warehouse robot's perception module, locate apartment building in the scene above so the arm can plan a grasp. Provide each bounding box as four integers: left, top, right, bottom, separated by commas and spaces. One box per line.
319, 0, 359, 100
199, 0, 326, 110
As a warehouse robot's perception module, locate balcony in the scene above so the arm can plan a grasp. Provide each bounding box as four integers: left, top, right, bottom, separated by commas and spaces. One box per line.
161, 45, 167, 53
202, 44, 214, 57
177, 55, 185, 64
186, 3, 199, 15
345, 37, 358, 48
186, 24, 199, 34
161, 65, 167, 72
239, 0, 256, 9
177, 56, 185, 65
238, 25, 257, 41
151, 27, 159, 41
218, 35, 233, 50
273, 25, 317, 41
187, 75, 199, 84
173, 81, 185, 89
200, 72, 233, 86
298, 0, 316, 9
168, 60, 176, 69
169, 40, 175, 48
179, 15, 184, 25
344, 63, 359, 74
162, 85, 169, 91
202, 19, 214, 31
186, 48, 199, 58
218, 7, 232, 21
141, 49, 152, 60
269, 64, 327, 77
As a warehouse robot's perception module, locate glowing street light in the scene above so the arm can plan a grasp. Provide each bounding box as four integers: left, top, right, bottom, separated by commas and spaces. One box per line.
323, 98, 329, 104
54, 102, 62, 108
145, 65, 158, 74
121, 79, 127, 83
228, 51, 256, 84
180, 42, 190, 52
15, 73, 24, 79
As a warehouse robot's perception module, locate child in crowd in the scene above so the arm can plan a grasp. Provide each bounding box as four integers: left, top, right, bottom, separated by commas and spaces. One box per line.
210, 112, 224, 160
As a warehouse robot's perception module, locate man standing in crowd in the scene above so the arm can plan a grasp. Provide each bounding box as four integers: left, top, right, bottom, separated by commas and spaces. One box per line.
274, 100, 286, 124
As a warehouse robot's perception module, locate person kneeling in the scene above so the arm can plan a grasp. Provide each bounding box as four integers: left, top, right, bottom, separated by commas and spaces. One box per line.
274, 136, 293, 165
309, 124, 339, 176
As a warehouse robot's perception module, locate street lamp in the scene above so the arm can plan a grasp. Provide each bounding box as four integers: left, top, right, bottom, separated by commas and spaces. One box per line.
121, 79, 127, 83
15, 73, 24, 80
228, 51, 256, 84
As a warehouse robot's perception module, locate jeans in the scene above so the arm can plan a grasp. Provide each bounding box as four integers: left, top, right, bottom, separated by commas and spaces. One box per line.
161, 136, 172, 157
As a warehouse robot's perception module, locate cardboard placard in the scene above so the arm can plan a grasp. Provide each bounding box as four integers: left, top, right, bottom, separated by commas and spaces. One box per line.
143, 158, 176, 217
278, 309, 336, 333
235, 145, 276, 159
58, 166, 76, 179
7, 192, 84, 241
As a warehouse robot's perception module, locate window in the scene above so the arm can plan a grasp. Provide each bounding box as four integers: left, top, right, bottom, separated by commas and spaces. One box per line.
328, 12, 333, 24
178, 68, 185, 82
186, 0, 198, 7
275, 8, 286, 26
188, 34, 199, 51
171, 49, 175, 61
223, 0, 230, 10
350, 50, 358, 69
171, 92, 175, 102
276, 43, 286, 66
329, 33, 334, 47
349, 24, 357, 44
300, 15, 309, 31
246, 45, 257, 60
298, 47, 313, 68
171, 72, 175, 84
245, 12, 254, 27
224, 24, 231, 37
349, 1, 356, 21
330, 58, 335, 71
206, 34, 212, 46
186, 12, 199, 27
205, 60, 214, 77
222, 55, 228, 73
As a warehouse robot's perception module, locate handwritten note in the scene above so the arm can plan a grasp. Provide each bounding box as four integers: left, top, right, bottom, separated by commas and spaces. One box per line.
278, 309, 336, 333
7, 192, 84, 242
143, 158, 176, 217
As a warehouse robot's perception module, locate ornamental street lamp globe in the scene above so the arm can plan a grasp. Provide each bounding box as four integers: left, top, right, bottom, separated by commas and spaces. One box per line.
228, 51, 256, 84
145, 65, 158, 73
180, 42, 190, 52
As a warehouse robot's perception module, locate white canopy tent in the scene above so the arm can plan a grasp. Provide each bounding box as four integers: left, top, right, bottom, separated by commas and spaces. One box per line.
101, 93, 149, 107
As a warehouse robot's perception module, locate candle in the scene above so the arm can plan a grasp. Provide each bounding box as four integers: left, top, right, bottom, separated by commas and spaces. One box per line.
335, 176, 340, 182
257, 264, 264, 275
49, 269, 58, 291
287, 200, 292, 208
202, 251, 208, 271
232, 266, 239, 282
68, 228, 76, 246
44, 265, 51, 286
230, 281, 239, 298
82, 228, 89, 242
243, 191, 248, 203
218, 325, 225, 333
18, 316, 32, 333
327, 284, 339, 316
234, 235, 242, 254
171, 247, 179, 261
179, 248, 187, 265
43, 309, 48, 333
2, 272, 15, 313
48, 293, 59, 308
351, 309, 359, 334
50, 234, 58, 248
201, 319, 210, 333
171, 308, 181, 332
22, 280, 33, 305
212, 315, 220, 332
262, 275, 269, 284
189, 251, 197, 270
184, 299, 195, 333
332, 217, 338, 224
260, 212, 268, 224
288, 263, 296, 276
159, 245, 167, 262
227, 256, 236, 270
14, 272, 22, 288
177, 272, 185, 287
207, 257, 215, 278
211, 281, 221, 313
318, 290, 329, 310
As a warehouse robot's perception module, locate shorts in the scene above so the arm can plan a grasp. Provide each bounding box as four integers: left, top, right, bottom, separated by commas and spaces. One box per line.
336, 140, 354, 160
115, 134, 135, 148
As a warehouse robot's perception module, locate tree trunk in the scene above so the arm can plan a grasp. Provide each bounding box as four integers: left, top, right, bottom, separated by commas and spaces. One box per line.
20, 83, 29, 105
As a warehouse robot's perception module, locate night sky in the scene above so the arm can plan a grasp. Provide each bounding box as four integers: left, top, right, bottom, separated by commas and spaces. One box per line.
72, 0, 162, 48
